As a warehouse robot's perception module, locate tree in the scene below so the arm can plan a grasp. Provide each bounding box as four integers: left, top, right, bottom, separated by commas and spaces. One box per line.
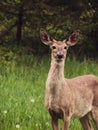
0, 0, 98, 57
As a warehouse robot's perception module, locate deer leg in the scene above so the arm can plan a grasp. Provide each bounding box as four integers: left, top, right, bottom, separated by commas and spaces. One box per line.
62, 112, 70, 130
49, 109, 60, 130
62, 118, 70, 130
92, 106, 98, 129
80, 114, 94, 130
51, 117, 59, 130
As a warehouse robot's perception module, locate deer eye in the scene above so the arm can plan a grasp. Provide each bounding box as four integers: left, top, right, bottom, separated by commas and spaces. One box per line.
52, 46, 56, 49
64, 46, 67, 49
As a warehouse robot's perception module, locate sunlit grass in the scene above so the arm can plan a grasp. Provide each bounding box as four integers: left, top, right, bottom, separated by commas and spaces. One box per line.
0, 52, 98, 130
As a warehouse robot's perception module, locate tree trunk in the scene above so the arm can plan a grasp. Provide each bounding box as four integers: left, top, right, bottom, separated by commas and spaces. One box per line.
16, 6, 23, 45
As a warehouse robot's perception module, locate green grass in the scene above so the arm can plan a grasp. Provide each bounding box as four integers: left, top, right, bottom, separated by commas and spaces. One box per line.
0, 51, 98, 130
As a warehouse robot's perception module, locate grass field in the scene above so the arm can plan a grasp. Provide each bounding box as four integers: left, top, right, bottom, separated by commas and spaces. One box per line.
0, 48, 98, 130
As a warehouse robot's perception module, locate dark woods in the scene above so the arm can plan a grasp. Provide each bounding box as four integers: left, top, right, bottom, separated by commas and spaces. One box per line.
0, 0, 98, 59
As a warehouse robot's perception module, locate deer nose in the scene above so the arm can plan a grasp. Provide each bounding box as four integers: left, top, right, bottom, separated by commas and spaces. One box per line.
57, 54, 64, 59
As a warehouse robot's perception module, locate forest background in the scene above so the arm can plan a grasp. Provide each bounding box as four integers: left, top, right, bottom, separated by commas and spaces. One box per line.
0, 0, 98, 59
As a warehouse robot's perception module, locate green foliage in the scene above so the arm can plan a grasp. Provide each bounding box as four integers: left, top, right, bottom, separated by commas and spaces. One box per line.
0, 0, 98, 57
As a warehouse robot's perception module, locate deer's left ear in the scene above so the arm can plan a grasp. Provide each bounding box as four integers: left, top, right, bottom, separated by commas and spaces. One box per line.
66, 31, 79, 46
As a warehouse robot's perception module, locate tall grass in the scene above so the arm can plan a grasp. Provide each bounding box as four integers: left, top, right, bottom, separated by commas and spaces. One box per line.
0, 51, 98, 130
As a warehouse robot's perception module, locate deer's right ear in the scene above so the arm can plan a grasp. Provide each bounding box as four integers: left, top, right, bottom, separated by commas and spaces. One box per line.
40, 28, 53, 45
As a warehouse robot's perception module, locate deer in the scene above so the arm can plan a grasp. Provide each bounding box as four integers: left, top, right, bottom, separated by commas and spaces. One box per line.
40, 28, 98, 130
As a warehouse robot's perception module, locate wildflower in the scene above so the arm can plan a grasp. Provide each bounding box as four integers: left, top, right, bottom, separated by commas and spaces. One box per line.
30, 98, 35, 103
46, 122, 49, 126
16, 124, 20, 129
3, 110, 7, 114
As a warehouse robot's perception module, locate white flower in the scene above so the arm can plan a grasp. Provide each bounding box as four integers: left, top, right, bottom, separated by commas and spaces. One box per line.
30, 98, 35, 103
46, 122, 49, 126
16, 124, 20, 129
3, 110, 7, 114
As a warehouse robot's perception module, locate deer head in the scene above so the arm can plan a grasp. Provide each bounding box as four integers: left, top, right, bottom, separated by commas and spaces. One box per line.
40, 29, 79, 62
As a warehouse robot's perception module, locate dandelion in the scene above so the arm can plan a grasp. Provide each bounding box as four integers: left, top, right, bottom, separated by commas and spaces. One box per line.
16, 124, 20, 129
30, 98, 35, 103
46, 122, 49, 127
3, 110, 7, 114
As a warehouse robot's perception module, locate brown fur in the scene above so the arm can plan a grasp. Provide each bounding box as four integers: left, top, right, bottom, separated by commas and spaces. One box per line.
40, 29, 98, 130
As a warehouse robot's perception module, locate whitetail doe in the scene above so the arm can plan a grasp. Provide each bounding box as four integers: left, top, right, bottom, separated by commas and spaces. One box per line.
40, 29, 98, 130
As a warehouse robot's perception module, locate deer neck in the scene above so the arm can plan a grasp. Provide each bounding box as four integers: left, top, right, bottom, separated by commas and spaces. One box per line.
47, 59, 65, 84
